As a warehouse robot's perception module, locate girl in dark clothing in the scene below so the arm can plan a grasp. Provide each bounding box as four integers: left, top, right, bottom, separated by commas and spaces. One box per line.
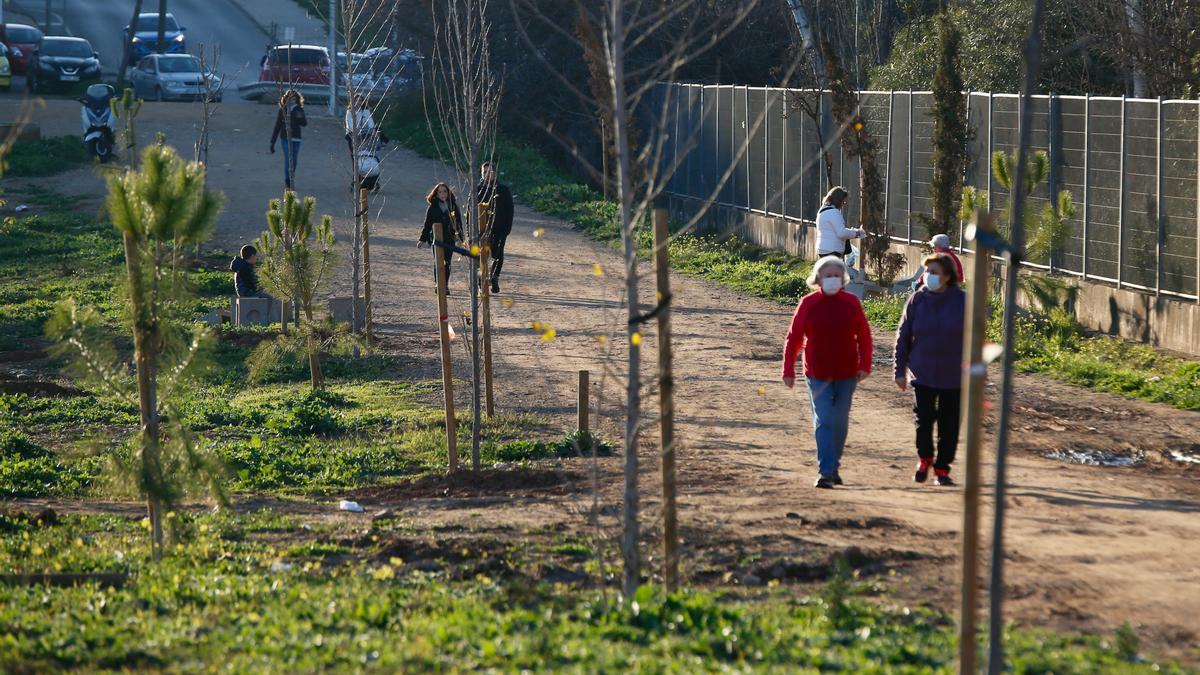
418, 182, 465, 287
269, 90, 308, 189
893, 254, 967, 486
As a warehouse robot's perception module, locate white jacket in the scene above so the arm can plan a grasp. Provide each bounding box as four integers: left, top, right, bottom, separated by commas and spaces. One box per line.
815, 204, 861, 255
345, 109, 378, 146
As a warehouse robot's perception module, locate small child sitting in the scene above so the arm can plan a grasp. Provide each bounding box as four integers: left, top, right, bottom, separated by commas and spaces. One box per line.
230, 244, 270, 299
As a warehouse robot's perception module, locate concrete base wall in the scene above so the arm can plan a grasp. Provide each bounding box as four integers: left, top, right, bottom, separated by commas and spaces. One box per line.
669, 195, 1200, 356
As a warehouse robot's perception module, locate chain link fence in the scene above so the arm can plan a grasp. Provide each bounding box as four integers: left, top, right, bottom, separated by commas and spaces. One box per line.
657, 82, 1200, 301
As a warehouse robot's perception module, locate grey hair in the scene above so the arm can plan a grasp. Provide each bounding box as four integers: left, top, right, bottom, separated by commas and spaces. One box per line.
806, 255, 850, 289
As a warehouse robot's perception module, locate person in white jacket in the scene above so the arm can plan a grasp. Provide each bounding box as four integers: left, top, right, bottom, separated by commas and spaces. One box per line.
815, 186, 864, 258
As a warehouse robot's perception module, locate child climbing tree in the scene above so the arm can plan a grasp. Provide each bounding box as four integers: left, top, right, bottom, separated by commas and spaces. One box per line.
47, 144, 225, 559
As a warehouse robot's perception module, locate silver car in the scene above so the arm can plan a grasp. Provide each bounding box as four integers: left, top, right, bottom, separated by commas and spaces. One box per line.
128, 53, 221, 102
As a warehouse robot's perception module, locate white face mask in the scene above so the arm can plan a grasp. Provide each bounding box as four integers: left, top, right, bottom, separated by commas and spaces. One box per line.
821, 276, 843, 295
925, 273, 943, 291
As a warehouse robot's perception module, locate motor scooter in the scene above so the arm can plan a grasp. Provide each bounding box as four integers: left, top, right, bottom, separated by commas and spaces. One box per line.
79, 83, 117, 163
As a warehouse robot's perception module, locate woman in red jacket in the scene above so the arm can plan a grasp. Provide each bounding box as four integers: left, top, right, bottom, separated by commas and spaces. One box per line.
781, 256, 873, 489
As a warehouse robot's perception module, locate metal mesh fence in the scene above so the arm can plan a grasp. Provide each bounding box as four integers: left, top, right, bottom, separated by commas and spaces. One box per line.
656, 82, 1200, 300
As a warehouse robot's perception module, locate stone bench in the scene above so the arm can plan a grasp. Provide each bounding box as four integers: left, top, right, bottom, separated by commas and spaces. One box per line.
231, 297, 284, 327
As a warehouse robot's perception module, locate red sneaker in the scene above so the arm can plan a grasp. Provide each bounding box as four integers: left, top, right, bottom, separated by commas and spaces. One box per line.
913, 458, 932, 483
934, 469, 956, 487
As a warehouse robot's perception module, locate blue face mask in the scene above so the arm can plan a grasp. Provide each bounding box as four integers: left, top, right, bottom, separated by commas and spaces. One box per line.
925, 273, 943, 291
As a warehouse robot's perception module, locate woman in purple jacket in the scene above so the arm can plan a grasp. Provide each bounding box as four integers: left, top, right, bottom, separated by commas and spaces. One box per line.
894, 254, 966, 486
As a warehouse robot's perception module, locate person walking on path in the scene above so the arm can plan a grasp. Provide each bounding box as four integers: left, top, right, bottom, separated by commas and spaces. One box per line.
913, 233, 965, 290
418, 182, 465, 287
894, 254, 966, 486
345, 95, 389, 192
476, 161, 513, 294
269, 90, 308, 190
782, 255, 874, 489
815, 186, 864, 259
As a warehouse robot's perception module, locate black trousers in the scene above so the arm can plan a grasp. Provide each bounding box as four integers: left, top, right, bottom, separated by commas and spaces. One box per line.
913, 384, 961, 472
489, 232, 509, 279
430, 244, 452, 287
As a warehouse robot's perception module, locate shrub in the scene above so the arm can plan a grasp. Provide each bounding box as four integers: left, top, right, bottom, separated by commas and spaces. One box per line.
265, 390, 351, 437
3, 136, 90, 177
0, 431, 100, 497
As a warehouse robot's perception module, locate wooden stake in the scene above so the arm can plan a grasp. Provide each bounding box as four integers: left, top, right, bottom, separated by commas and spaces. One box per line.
653, 202, 679, 591
578, 369, 590, 435
959, 211, 994, 674
360, 188, 373, 345
434, 222, 458, 473
479, 201, 494, 417
280, 299, 288, 335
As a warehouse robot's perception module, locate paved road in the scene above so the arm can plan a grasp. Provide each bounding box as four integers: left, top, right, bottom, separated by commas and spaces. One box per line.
51, 0, 281, 93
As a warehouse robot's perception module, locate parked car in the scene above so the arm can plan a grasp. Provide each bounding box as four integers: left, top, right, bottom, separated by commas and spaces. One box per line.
28, 37, 101, 93
1, 23, 44, 75
339, 55, 373, 91
259, 45, 329, 85
124, 13, 186, 59
0, 43, 11, 91
129, 54, 220, 102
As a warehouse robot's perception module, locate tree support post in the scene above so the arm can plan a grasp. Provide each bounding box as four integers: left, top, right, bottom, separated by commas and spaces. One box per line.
959, 211, 994, 674
360, 188, 373, 344
577, 369, 589, 435
480, 203, 494, 418
654, 201, 679, 591
434, 222, 458, 473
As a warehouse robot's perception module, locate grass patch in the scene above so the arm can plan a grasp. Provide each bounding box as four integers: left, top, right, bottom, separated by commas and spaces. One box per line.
0, 510, 1185, 672
3, 135, 91, 177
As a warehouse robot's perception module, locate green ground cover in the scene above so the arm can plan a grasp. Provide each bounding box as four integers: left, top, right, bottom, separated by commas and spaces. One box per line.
0, 191, 586, 501
3, 135, 90, 178
0, 509, 1183, 673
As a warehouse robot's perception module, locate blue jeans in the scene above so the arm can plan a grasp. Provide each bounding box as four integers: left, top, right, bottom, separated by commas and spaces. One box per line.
281, 139, 301, 187
805, 376, 858, 477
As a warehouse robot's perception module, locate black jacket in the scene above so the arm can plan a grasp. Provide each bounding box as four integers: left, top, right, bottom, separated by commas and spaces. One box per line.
231, 256, 259, 297
420, 198, 464, 244
476, 180, 513, 241
270, 105, 308, 146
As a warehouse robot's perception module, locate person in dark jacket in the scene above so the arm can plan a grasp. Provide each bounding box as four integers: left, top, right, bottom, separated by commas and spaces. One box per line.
894, 254, 966, 486
476, 161, 513, 293
269, 90, 308, 189
418, 182, 465, 287
231, 244, 271, 299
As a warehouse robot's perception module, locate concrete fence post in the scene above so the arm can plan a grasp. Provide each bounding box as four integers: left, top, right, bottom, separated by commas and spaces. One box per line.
1156, 96, 1165, 296
907, 89, 914, 243
1118, 95, 1127, 290
1083, 94, 1091, 280
884, 90, 893, 238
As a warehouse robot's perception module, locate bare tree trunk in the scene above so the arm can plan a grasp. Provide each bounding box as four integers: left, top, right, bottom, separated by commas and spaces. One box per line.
304, 306, 323, 389
468, 145, 482, 473
122, 231, 164, 558
1123, 0, 1147, 96
156, 0, 167, 54
118, 0, 145, 90
607, 0, 641, 599
361, 188, 373, 344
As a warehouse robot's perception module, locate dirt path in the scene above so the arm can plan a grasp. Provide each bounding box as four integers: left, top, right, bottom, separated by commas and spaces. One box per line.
5, 98, 1200, 660
351, 127, 1200, 660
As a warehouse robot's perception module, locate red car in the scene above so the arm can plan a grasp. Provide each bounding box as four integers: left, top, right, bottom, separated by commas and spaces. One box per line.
258, 45, 330, 85
2, 23, 44, 75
